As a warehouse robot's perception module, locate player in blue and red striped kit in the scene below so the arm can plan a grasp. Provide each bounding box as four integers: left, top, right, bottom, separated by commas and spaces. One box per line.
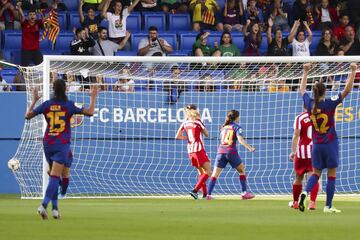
207, 110, 255, 200
176, 104, 211, 199
298, 63, 357, 213
25, 80, 99, 219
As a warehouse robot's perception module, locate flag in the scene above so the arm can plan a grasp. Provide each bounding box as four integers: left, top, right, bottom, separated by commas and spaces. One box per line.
202, 10, 215, 26
41, 9, 60, 46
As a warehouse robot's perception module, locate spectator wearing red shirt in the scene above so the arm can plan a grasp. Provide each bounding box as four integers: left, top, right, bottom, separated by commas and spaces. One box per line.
315, 0, 340, 30
333, 14, 350, 43
17, 3, 44, 66
0, 0, 18, 30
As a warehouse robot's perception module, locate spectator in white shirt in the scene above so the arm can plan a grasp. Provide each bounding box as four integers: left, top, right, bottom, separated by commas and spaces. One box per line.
138, 26, 173, 56
292, 20, 312, 56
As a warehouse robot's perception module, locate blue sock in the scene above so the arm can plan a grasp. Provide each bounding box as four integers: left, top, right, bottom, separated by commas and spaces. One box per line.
208, 177, 217, 195
305, 174, 320, 194
42, 176, 60, 209
239, 175, 247, 192
326, 177, 336, 208
52, 190, 58, 210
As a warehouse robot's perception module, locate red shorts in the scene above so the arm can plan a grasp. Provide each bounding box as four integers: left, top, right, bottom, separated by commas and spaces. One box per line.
294, 157, 313, 176
188, 150, 210, 167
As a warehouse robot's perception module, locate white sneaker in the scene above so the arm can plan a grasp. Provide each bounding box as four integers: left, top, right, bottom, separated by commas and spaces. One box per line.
37, 205, 48, 220
52, 209, 61, 219
323, 206, 341, 213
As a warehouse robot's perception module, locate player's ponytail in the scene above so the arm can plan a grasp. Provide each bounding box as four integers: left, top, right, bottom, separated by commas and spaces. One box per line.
53, 79, 68, 102
312, 82, 326, 116
223, 110, 240, 127
184, 104, 200, 120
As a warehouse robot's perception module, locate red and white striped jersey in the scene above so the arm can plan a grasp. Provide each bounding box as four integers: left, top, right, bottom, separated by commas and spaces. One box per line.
180, 119, 206, 153
293, 111, 313, 159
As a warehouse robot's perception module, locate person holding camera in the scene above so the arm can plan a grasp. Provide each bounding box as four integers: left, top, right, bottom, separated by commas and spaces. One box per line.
138, 26, 173, 56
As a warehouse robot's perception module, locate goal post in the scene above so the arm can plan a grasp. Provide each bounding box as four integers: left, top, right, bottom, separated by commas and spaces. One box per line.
10, 55, 360, 198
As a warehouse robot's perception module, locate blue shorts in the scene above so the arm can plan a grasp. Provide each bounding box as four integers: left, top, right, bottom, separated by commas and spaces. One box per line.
312, 140, 339, 170
43, 144, 73, 168
214, 151, 242, 169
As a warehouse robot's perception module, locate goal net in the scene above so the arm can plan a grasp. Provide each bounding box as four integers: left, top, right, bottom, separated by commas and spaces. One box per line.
11, 56, 360, 198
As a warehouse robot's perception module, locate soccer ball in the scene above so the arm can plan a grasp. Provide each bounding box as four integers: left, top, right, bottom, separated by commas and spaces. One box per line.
8, 158, 20, 171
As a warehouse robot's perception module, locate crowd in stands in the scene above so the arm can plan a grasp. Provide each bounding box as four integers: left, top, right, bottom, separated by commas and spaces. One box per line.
0, 0, 360, 93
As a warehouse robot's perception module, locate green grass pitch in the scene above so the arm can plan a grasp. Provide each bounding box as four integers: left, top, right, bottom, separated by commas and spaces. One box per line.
0, 195, 359, 240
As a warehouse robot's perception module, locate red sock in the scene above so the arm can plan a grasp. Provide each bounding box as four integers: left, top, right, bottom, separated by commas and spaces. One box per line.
310, 181, 319, 202
292, 184, 302, 202
195, 174, 209, 192
198, 175, 207, 196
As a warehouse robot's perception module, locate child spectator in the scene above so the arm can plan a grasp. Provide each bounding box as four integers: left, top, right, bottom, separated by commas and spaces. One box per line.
333, 14, 351, 43
315, 0, 340, 29
242, 20, 262, 56
79, 0, 104, 39
244, 0, 264, 26
223, 0, 244, 32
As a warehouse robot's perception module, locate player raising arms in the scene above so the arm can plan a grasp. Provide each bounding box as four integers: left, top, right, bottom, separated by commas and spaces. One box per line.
176, 104, 211, 199
289, 104, 319, 210
25, 80, 99, 219
298, 63, 357, 213
207, 110, 255, 200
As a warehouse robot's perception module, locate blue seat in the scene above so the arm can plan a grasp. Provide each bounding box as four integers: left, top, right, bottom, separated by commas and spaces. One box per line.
115, 50, 137, 56
231, 33, 244, 51
143, 12, 166, 31
56, 32, 74, 51
4, 31, 21, 49
179, 32, 198, 51
69, 13, 81, 30
62, 0, 78, 11
310, 35, 321, 53
207, 32, 221, 48
131, 32, 177, 51
58, 13, 67, 30
127, 12, 141, 31
169, 13, 191, 31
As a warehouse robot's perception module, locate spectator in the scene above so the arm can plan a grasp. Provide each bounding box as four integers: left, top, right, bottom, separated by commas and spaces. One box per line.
192, 31, 219, 56
316, 28, 338, 55
64, 72, 81, 92
136, 0, 160, 11
70, 27, 95, 55
160, 0, 188, 13
93, 27, 131, 56
0, 75, 10, 91
226, 62, 250, 90
17, 3, 44, 66
102, 0, 140, 48
96, 75, 108, 91
189, 0, 220, 31
292, 20, 312, 56
197, 73, 215, 92
163, 66, 187, 104
333, 14, 351, 43
242, 20, 262, 56
266, 18, 297, 56
269, 0, 290, 32
291, 0, 308, 24
38, 0, 68, 13
339, 25, 360, 55
0, 0, 19, 30
79, 0, 104, 39
223, 0, 244, 32
138, 26, 173, 56
244, 0, 264, 26
315, 0, 340, 29
214, 31, 241, 56
267, 79, 290, 92
346, 0, 360, 37
114, 68, 135, 92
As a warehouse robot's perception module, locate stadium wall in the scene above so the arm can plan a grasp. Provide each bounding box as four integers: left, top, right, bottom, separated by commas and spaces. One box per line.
1, 92, 359, 194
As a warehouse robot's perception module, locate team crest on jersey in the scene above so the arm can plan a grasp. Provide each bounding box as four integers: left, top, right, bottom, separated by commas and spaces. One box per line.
331, 95, 339, 101
71, 103, 84, 128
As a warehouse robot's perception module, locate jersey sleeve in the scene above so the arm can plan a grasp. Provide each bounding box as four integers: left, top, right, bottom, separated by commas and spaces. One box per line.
303, 92, 312, 112
196, 119, 206, 131
293, 115, 301, 130
33, 102, 46, 116
235, 125, 243, 137
69, 101, 84, 115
